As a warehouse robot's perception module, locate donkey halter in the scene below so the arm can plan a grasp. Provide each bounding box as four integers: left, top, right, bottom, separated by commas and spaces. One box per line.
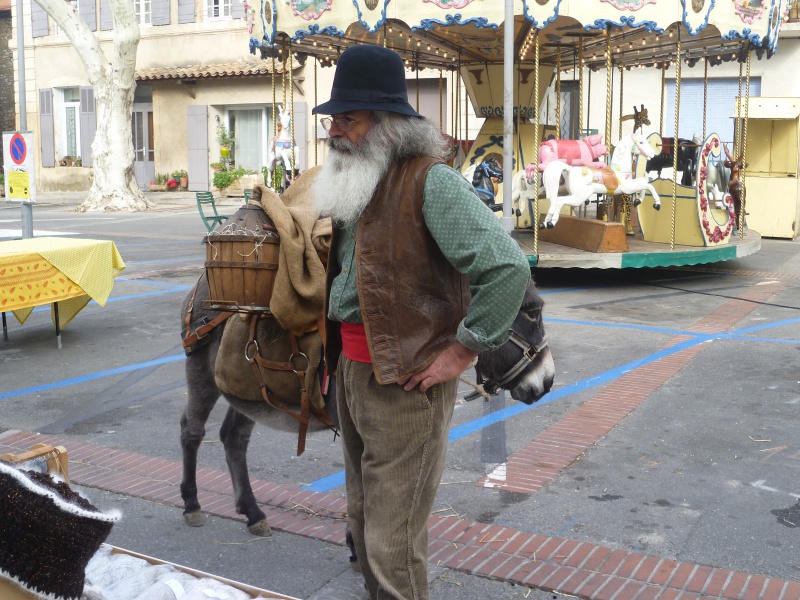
465, 306, 548, 401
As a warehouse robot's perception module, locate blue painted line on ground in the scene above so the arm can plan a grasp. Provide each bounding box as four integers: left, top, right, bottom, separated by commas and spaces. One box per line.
0, 355, 186, 401
726, 316, 800, 335
115, 241, 197, 247
116, 277, 193, 290
124, 257, 202, 265
304, 336, 707, 493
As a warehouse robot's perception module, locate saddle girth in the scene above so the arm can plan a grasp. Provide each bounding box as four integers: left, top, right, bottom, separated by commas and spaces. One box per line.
182, 277, 234, 354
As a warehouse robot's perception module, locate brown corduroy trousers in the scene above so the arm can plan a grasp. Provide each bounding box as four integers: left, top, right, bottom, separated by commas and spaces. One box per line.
336, 355, 457, 600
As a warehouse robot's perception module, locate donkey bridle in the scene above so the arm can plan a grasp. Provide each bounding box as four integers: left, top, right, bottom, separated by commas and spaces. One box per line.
465, 307, 548, 401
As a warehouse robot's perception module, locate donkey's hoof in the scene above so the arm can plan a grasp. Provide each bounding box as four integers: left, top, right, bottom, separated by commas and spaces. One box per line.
633, 199, 642, 207
546, 222, 555, 229
653, 204, 661, 211
248, 519, 273, 537
538, 223, 546, 230
350, 557, 362, 573
184, 511, 206, 527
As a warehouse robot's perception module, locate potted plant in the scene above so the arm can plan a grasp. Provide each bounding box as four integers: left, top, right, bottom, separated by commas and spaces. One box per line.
217, 126, 235, 159
149, 173, 169, 192
173, 169, 188, 189
213, 167, 246, 194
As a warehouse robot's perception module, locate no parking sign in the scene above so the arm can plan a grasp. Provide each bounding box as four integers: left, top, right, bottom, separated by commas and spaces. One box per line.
3, 131, 36, 203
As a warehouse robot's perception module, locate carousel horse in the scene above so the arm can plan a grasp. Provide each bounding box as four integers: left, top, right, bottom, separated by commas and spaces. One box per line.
539, 131, 658, 229
267, 106, 299, 192
179, 172, 555, 539
465, 155, 504, 213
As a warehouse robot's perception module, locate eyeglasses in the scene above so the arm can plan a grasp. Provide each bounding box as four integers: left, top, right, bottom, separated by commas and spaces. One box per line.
320, 116, 359, 132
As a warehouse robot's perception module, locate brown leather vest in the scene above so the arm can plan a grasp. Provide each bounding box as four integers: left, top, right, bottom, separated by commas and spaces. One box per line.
324, 155, 470, 384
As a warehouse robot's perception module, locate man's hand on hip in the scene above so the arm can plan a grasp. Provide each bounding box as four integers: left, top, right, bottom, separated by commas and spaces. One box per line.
400, 342, 479, 393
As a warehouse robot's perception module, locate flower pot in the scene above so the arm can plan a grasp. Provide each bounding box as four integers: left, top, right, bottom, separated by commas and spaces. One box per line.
220, 146, 230, 158
149, 184, 168, 192
180, 177, 188, 188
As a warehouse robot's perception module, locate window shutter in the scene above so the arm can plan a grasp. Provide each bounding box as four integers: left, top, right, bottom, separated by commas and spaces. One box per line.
178, 0, 195, 23
80, 87, 96, 167
187, 105, 209, 191
292, 101, 307, 173
152, 0, 170, 26
39, 89, 55, 168
99, 0, 113, 31
78, 0, 97, 31
231, 0, 244, 20
665, 78, 762, 148
31, 0, 49, 37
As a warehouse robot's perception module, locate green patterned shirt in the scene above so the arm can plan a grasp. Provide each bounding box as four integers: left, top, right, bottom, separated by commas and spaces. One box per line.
328, 162, 531, 352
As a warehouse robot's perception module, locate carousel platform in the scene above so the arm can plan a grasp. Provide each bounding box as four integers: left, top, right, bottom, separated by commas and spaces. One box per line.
515, 229, 762, 269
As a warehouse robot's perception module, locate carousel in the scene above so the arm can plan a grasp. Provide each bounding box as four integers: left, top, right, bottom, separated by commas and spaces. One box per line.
247, 0, 790, 268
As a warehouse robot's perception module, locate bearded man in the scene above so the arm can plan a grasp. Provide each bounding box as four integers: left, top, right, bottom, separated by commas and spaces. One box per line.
313, 45, 531, 600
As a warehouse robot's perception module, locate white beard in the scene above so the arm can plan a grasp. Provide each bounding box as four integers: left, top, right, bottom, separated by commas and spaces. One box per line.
314, 136, 392, 227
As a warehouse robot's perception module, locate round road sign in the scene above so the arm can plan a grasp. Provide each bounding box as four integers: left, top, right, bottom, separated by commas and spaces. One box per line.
10, 133, 27, 165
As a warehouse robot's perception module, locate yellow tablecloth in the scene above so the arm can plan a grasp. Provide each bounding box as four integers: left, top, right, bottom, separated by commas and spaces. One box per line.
0, 238, 125, 327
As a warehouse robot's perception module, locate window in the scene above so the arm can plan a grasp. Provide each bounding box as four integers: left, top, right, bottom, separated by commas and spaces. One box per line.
55, 0, 77, 35
665, 77, 762, 148
62, 88, 81, 159
227, 108, 269, 172
133, 0, 153, 25
206, 0, 231, 19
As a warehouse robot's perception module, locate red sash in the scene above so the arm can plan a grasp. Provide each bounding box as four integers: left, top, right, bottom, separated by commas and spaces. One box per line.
340, 322, 372, 363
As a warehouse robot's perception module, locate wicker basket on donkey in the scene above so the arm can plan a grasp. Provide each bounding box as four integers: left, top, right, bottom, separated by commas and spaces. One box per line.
205, 202, 279, 312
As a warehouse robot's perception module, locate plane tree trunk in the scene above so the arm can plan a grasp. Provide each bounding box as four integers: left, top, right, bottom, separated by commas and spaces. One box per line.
33, 0, 152, 211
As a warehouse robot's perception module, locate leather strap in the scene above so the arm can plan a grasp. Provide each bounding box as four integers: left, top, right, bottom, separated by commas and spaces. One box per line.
183, 310, 234, 352
182, 276, 234, 353
244, 314, 335, 456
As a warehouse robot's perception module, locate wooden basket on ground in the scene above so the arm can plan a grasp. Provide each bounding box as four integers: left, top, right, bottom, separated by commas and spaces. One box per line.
205, 202, 280, 313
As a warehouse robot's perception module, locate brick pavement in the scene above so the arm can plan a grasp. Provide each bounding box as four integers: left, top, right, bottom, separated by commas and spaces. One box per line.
1, 278, 795, 599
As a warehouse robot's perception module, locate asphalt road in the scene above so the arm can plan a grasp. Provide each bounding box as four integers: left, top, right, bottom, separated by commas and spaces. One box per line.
1, 196, 799, 599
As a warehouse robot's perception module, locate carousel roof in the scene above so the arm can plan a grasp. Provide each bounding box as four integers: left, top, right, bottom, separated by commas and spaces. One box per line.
250, 0, 790, 72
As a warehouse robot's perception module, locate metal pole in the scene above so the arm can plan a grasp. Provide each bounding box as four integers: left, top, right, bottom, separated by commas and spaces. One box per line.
16, 0, 33, 238
500, 0, 514, 233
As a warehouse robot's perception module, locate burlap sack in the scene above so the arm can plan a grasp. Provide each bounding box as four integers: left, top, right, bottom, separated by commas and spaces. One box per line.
0, 461, 119, 600
214, 314, 324, 410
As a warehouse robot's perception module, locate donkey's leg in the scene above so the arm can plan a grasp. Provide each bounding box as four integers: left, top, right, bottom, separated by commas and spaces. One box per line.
219, 406, 271, 536
180, 344, 221, 527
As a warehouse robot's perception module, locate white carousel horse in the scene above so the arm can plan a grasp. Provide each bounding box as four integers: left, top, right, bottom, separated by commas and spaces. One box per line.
267, 106, 299, 191
539, 131, 659, 229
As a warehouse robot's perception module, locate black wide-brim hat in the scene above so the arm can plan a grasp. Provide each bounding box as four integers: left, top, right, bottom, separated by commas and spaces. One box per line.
312, 45, 422, 118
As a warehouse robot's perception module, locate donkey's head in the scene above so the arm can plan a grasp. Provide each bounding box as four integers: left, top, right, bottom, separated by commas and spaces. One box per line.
474, 280, 555, 404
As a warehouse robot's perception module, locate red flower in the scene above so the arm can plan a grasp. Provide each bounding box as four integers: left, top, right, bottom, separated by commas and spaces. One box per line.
167, 179, 178, 188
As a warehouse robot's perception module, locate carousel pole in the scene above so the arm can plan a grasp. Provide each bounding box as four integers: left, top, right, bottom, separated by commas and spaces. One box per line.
602, 27, 612, 222
670, 30, 682, 251
555, 49, 561, 140
500, 0, 514, 232
439, 70, 443, 131
579, 37, 585, 137
740, 47, 752, 238
288, 42, 295, 176
531, 29, 540, 245
271, 53, 278, 190
702, 57, 708, 140
314, 57, 318, 166
659, 65, 665, 136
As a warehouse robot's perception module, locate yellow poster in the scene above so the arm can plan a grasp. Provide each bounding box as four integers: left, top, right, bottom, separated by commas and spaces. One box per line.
7, 170, 31, 199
